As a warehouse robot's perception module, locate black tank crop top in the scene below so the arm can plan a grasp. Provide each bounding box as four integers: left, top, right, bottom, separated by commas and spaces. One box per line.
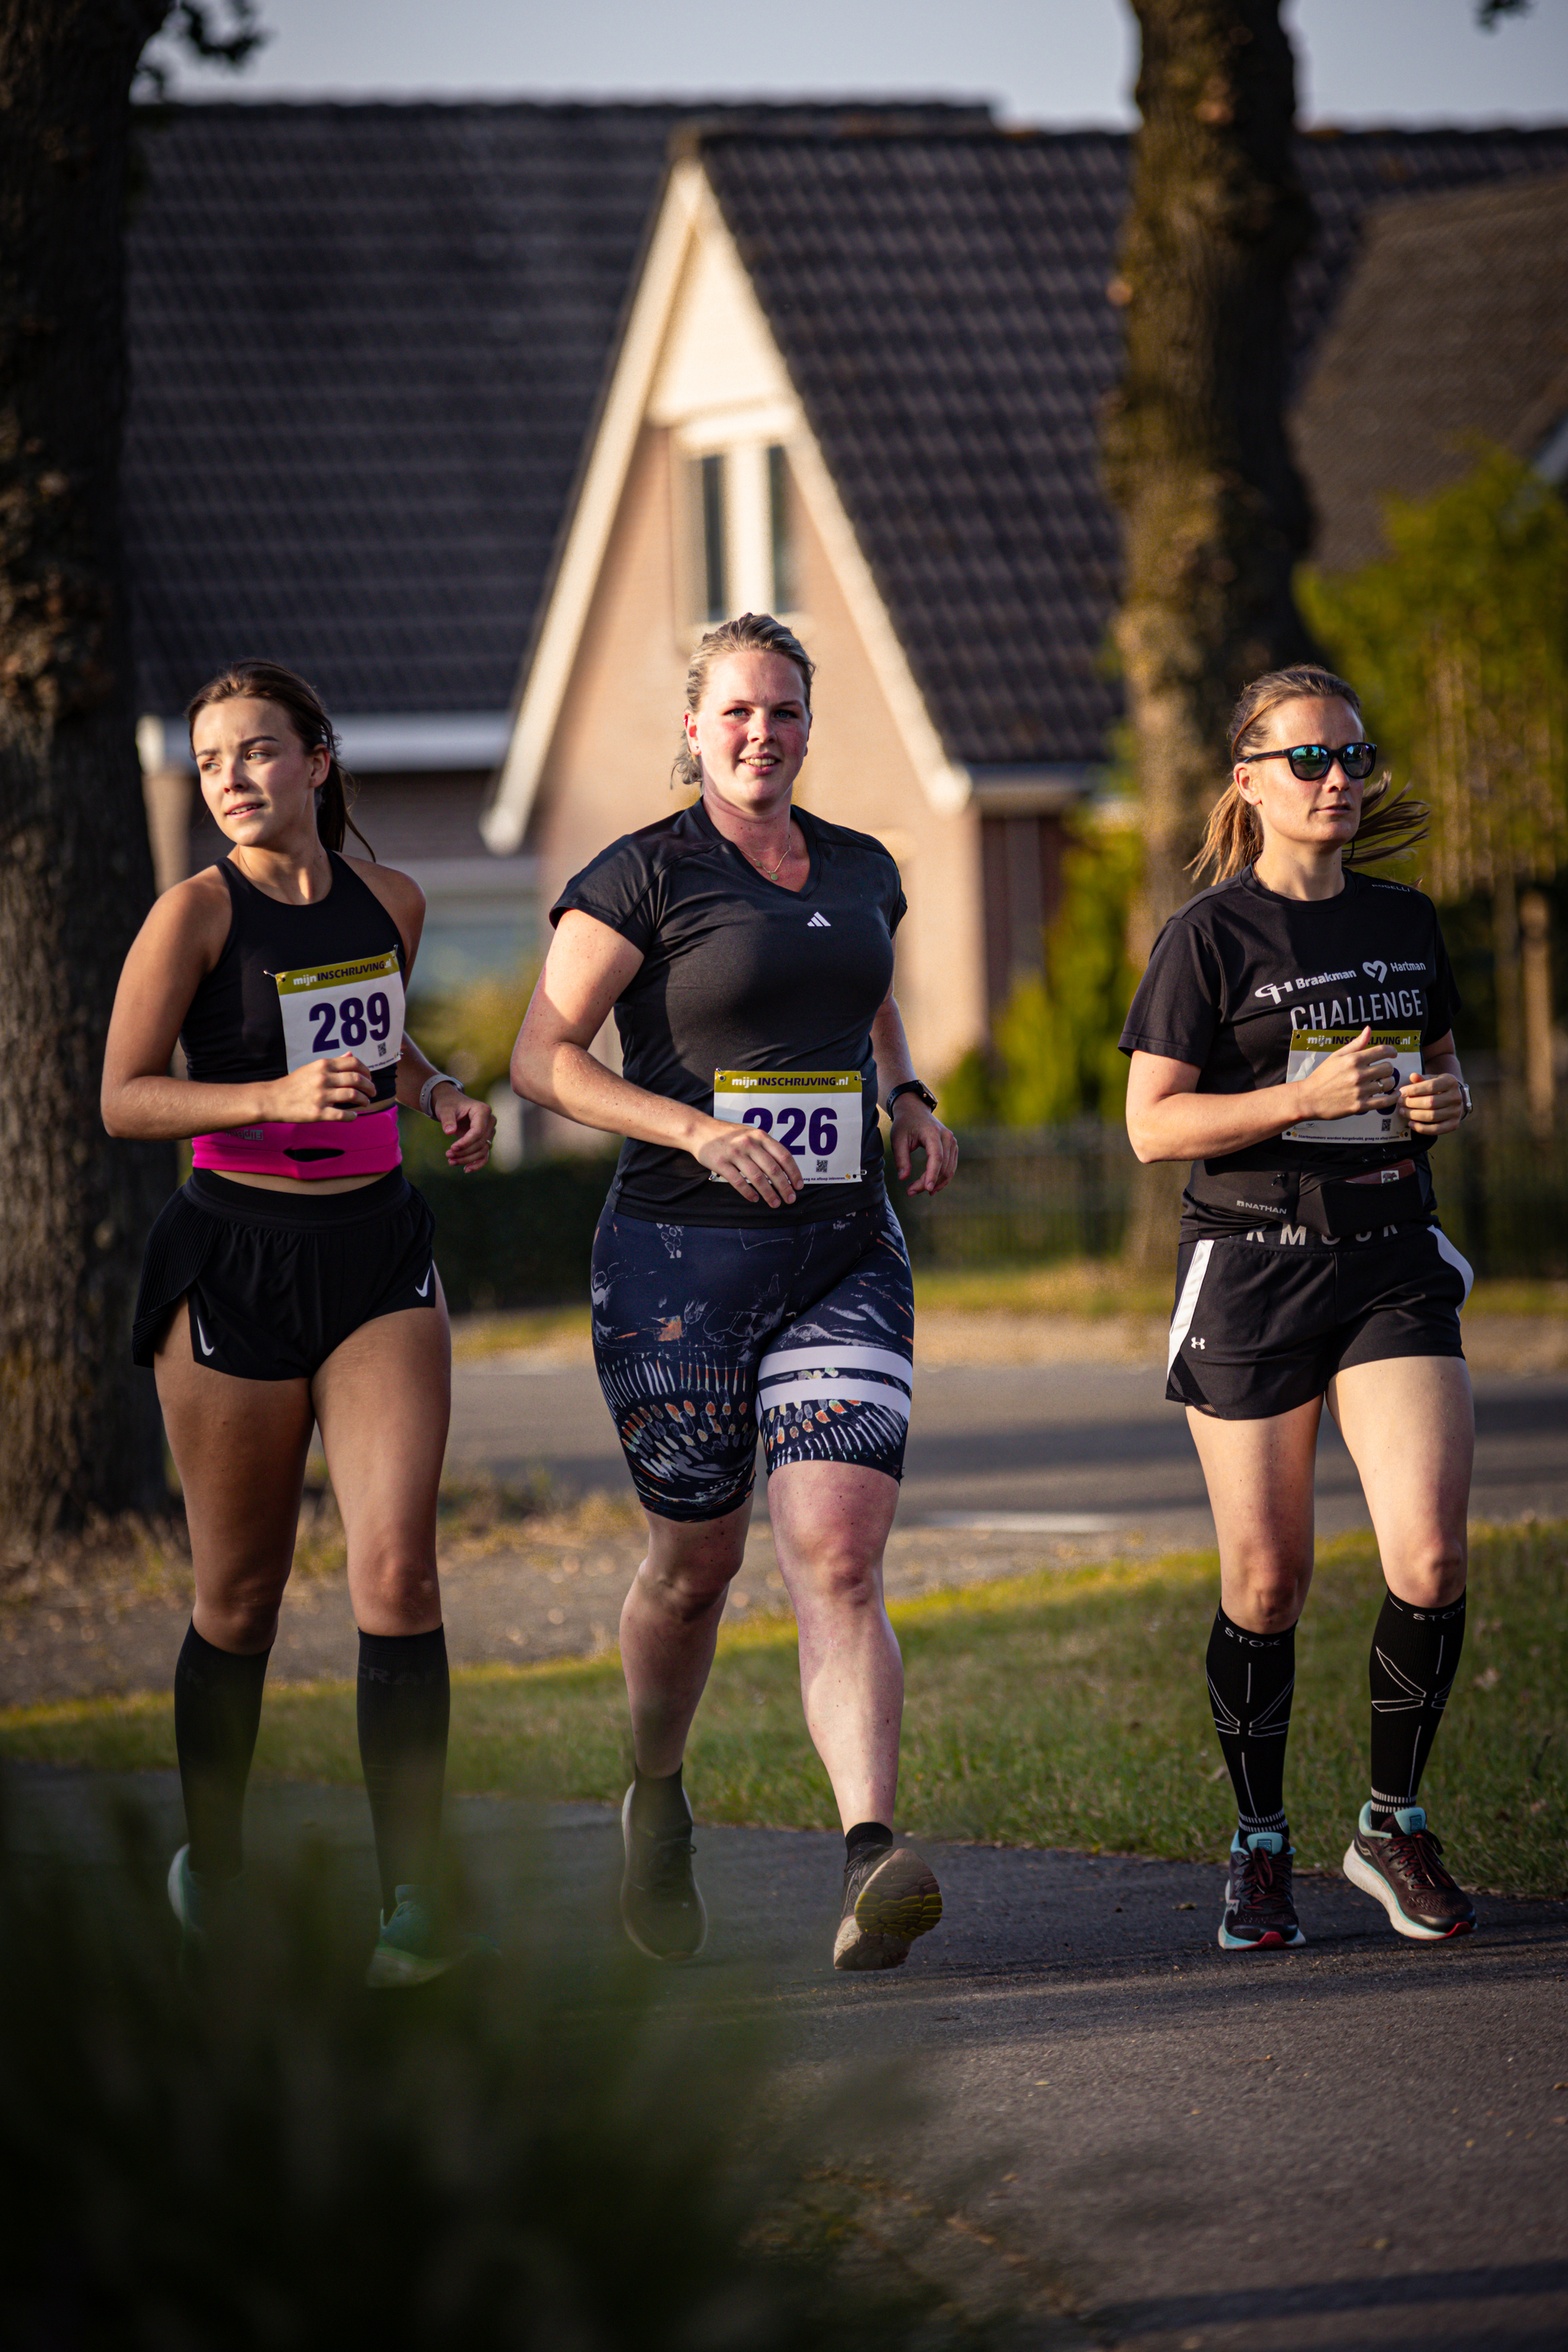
181, 855, 408, 1102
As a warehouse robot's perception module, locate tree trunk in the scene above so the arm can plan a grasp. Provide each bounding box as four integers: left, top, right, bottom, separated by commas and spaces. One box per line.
1104, 0, 1319, 1272
1519, 887, 1555, 1138
1490, 866, 1522, 1098
0, 1, 175, 1543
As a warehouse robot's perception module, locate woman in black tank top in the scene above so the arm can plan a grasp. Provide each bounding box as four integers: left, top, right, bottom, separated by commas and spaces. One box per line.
102, 660, 497, 1984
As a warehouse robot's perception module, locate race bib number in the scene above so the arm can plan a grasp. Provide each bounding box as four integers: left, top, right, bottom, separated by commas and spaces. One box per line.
1283, 1027, 1421, 1145
275, 949, 405, 1107
712, 1069, 862, 1183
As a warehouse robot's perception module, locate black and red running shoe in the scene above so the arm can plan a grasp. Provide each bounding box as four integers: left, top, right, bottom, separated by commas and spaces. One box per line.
1343, 1804, 1475, 1940
1218, 1829, 1307, 1951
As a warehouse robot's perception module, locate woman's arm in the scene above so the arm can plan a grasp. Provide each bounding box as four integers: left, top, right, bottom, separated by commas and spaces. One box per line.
1124, 1025, 1407, 1165
869, 993, 959, 1197
363, 863, 496, 1171
510, 909, 804, 1207
101, 870, 378, 1139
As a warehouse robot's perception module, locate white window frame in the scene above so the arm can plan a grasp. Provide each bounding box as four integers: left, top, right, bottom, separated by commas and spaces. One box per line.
673, 421, 800, 636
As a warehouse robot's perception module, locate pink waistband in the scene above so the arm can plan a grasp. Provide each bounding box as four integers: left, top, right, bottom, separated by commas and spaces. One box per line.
191, 1102, 401, 1181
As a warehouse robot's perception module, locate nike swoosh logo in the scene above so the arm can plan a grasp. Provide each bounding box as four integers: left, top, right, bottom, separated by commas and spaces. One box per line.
194, 1316, 216, 1358
416, 1268, 433, 1298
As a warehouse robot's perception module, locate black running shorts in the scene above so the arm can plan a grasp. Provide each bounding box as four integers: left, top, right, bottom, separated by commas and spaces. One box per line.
590, 1199, 915, 1521
1167, 1221, 1472, 1421
132, 1168, 437, 1381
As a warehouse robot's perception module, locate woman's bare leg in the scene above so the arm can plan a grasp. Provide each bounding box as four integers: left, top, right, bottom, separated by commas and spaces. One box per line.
311, 1288, 454, 1913
1327, 1356, 1472, 1607
618, 1494, 753, 1774
767, 1460, 902, 1831
154, 1299, 314, 1650
154, 1299, 314, 1883
1185, 1397, 1323, 1632
311, 1289, 452, 1637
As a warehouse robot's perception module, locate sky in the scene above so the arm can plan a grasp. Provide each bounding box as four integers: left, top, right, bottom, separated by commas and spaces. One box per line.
148, 0, 1568, 125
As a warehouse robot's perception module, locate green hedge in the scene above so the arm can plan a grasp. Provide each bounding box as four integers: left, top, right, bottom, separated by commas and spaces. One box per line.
421, 1156, 617, 1310
418, 1112, 1568, 1311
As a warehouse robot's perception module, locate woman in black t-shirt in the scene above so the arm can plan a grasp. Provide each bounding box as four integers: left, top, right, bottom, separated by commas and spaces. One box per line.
511, 612, 957, 1974
1120, 664, 1478, 1953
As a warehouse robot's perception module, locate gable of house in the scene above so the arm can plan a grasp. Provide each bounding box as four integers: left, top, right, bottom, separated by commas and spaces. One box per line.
487, 120, 1568, 1075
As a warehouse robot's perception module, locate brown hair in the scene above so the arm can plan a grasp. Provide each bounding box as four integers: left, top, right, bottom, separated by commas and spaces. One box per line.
186, 659, 373, 855
672, 612, 815, 791
1192, 662, 1429, 884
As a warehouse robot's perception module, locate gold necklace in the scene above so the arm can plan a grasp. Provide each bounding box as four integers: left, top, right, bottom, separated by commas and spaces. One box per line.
744, 828, 794, 882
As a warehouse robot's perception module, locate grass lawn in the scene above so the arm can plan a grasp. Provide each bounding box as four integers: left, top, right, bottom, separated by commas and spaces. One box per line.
4, 1520, 1563, 1898
448, 1265, 1568, 1353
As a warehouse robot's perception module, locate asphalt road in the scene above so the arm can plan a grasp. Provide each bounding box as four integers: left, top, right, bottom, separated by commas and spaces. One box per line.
452, 1357, 1568, 1550
11, 1766, 1567, 2352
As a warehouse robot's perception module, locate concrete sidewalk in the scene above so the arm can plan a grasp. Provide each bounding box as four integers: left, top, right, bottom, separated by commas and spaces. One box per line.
9, 1764, 1567, 2351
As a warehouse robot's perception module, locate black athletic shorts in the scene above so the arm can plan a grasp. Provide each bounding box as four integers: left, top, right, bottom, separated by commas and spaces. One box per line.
590, 1197, 915, 1521
132, 1168, 437, 1381
1167, 1220, 1472, 1421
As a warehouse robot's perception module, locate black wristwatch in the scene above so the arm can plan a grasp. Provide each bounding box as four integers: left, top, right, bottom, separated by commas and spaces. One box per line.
886, 1078, 938, 1114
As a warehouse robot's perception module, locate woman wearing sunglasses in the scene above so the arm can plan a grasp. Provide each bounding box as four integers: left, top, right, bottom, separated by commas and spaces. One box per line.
1121, 664, 1477, 1952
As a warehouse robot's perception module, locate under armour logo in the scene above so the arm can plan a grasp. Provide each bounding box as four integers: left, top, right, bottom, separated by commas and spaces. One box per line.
194, 1316, 216, 1358
1189, 1335, 1206, 1350
807, 912, 831, 928
416, 1267, 433, 1298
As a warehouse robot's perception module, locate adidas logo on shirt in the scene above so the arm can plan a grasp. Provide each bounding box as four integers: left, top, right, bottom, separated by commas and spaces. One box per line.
807, 912, 831, 928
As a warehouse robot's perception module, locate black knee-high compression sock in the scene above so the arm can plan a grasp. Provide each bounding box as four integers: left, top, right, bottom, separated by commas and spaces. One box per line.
1368, 1588, 1466, 1821
173, 1621, 270, 1881
357, 1627, 450, 1914
1206, 1606, 1295, 1839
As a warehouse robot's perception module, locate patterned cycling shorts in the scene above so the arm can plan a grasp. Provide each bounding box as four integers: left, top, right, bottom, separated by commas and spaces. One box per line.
590, 1199, 915, 1522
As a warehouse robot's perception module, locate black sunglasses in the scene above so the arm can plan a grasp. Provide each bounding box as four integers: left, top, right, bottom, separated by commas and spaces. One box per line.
1243, 741, 1378, 783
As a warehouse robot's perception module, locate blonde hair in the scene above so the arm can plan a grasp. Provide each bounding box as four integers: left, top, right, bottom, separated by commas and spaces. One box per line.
1192, 662, 1429, 884
672, 612, 815, 791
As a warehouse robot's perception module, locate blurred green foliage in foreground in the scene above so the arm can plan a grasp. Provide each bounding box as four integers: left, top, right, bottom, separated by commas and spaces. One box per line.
0, 1819, 999, 2350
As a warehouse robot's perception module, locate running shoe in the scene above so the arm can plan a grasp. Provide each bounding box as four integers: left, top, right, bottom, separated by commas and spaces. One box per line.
1342, 1802, 1475, 1941
832, 1842, 943, 1972
619, 1782, 708, 1961
366, 1886, 500, 1988
166, 1845, 243, 1978
1217, 1829, 1307, 1951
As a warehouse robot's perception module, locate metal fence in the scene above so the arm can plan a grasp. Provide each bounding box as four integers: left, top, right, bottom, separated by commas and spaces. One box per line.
419, 1112, 1568, 1310
890, 1123, 1137, 1268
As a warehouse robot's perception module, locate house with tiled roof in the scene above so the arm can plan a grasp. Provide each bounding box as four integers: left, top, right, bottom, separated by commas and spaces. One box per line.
485, 119, 1568, 1083
125, 99, 987, 994
125, 103, 1568, 1080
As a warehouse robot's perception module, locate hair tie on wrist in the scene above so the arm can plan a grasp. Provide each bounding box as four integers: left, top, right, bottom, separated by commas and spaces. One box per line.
419, 1072, 459, 1118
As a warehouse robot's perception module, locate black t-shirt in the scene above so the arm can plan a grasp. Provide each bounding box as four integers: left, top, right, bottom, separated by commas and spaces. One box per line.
1119, 866, 1461, 1237
551, 797, 906, 1225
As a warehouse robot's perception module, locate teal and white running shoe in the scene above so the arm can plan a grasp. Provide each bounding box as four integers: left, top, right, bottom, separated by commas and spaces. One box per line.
366, 1886, 499, 1988
166, 1844, 241, 1974
167, 1844, 207, 1940
1343, 1803, 1475, 1940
